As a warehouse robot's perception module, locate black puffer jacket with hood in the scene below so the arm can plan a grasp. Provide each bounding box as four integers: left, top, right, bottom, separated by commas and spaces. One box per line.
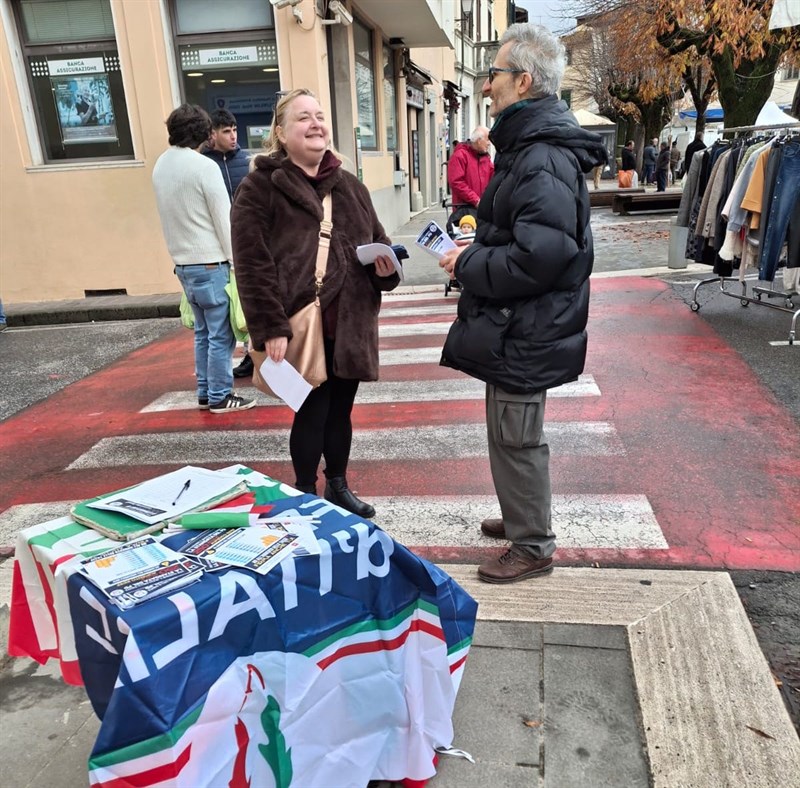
441, 95, 608, 393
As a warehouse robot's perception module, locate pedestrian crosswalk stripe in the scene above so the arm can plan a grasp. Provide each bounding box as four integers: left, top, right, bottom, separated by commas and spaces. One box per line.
379, 305, 457, 319
140, 375, 600, 413
379, 321, 454, 337
370, 495, 668, 550
380, 346, 445, 365
66, 422, 625, 469
0, 495, 666, 552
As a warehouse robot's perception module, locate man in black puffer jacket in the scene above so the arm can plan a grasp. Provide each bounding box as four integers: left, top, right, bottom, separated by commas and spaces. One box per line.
440, 23, 607, 584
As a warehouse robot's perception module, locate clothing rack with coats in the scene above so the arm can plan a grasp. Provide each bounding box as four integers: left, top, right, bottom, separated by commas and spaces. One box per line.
677, 121, 800, 343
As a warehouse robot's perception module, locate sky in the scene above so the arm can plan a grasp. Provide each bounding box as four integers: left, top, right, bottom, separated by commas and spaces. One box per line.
515, 0, 577, 34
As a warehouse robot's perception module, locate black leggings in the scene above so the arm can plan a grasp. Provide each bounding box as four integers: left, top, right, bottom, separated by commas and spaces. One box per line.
290, 338, 360, 488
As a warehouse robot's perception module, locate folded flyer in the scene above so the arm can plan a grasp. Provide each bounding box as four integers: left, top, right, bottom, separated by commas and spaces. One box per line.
80, 537, 203, 610
415, 221, 457, 260
178, 525, 300, 575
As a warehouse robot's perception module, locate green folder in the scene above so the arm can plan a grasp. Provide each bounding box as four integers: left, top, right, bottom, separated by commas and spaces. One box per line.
70, 481, 249, 541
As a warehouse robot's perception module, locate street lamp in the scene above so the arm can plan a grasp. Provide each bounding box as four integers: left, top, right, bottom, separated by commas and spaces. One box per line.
457, 0, 474, 92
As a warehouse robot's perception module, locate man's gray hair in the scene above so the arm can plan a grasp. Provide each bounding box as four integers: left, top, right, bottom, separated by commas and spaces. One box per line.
500, 23, 565, 98
470, 126, 489, 143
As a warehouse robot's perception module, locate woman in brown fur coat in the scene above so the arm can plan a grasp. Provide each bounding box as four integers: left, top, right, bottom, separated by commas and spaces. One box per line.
231, 89, 399, 518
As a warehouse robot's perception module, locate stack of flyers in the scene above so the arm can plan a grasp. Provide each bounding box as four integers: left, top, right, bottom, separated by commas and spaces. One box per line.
80, 537, 204, 610
178, 525, 301, 576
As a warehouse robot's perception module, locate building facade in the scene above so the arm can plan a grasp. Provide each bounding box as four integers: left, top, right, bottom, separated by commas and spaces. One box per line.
0, 0, 457, 303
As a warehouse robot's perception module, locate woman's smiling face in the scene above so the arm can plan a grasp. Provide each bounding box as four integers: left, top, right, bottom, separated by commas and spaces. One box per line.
277, 95, 330, 167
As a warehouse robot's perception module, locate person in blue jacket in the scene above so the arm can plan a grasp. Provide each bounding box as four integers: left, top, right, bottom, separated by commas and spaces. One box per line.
203, 109, 254, 377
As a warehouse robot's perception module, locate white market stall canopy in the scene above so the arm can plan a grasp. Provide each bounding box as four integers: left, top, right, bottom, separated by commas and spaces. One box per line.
573, 108, 615, 126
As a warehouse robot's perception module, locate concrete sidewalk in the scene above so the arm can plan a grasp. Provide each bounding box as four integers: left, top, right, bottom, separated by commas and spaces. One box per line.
2, 557, 798, 787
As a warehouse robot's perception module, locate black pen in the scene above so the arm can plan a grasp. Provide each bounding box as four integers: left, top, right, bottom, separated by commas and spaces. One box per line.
172, 479, 191, 506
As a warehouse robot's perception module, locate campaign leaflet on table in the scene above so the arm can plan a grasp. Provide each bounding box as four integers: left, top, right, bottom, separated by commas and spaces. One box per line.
80, 537, 203, 610
178, 525, 300, 576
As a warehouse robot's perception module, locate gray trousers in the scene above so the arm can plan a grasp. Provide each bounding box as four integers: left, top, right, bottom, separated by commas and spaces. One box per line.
486, 384, 555, 559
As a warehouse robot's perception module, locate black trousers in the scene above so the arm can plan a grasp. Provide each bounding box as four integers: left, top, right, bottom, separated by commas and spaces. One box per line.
290, 337, 359, 488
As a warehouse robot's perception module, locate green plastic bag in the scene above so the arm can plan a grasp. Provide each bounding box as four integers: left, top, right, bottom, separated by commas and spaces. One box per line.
225, 275, 249, 343
179, 291, 194, 329
179, 277, 248, 342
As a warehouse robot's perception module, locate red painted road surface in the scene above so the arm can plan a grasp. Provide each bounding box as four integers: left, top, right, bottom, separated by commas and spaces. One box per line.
1, 277, 798, 571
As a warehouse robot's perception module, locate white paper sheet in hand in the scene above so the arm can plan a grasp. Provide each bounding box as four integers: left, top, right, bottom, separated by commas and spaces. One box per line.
415, 221, 457, 260
356, 243, 404, 281
258, 357, 312, 412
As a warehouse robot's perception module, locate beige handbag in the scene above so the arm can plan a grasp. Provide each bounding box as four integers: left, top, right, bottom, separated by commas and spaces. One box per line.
251, 193, 331, 397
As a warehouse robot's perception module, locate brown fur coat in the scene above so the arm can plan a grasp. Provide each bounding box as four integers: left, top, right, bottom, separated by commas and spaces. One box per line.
231, 152, 399, 381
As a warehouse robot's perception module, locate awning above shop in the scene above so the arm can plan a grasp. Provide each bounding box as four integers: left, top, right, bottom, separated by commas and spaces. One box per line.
572, 108, 614, 127
354, 0, 454, 48
404, 59, 433, 86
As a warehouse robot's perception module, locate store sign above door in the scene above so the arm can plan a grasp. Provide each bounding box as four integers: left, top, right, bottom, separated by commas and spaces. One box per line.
199, 47, 259, 66
48, 57, 105, 76
407, 86, 425, 109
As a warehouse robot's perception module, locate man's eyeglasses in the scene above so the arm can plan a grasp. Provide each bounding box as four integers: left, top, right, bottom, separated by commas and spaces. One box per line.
488, 67, 523, 83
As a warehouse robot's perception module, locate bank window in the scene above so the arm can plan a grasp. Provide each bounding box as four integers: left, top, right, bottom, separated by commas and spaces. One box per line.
383, 45, 397, 151
170, 0, 279, 150
14, 0, 134, 163
354, 19, 377, 150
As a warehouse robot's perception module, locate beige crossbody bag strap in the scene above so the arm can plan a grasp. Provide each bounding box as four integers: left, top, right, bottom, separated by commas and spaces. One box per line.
314, 194, 333, 302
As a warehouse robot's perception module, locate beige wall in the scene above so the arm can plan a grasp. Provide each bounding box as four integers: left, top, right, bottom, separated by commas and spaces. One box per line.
0, 0, 182, 302
0, 0, 452, 304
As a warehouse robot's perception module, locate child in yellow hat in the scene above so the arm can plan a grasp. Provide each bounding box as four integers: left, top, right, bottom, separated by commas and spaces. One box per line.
457, 214, 477, 237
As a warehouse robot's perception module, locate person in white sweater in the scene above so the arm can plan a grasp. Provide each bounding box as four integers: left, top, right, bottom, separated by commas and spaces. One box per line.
152, 104, 254, 413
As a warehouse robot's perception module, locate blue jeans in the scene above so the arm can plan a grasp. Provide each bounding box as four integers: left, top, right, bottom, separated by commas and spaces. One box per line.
0, 298, 5, 324
175, 263, 235, 404
643, 164, 655, 184
760, 140, 800, 281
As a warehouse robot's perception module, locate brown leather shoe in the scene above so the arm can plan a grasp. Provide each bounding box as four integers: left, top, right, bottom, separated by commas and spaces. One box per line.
478, 547, 553, 584
480, 517, 506, 539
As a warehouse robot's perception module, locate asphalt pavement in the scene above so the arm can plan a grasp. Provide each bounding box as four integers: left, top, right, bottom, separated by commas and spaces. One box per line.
1, 192, 798, 786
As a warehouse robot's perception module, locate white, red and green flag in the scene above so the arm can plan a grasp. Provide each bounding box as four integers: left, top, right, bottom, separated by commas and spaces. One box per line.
11, 488, 477, 787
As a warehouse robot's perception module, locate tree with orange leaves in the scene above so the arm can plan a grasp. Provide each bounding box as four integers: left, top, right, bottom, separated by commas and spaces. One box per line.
655, 0, 800, 128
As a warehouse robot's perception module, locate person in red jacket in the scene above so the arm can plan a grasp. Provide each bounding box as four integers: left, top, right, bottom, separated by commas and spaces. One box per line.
446, 126, 494, 235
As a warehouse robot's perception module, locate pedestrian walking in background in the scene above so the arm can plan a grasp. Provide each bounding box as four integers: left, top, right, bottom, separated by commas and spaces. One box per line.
439, 23, 607, 584
231, 89, 399, 518
152, 104, 254, 414
618, 140, 638, 188
446, 126, 494, 235
683, 131, 707, 176
656, 141, 671, 192
669, 141, 682, 183
642, 137, 658, 185
203, 108, 255, 380
0, 298, 6, 331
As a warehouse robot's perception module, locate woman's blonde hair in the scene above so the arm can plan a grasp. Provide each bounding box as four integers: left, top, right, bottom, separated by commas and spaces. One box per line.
251, 88, 345, 169
261, 88, 316, 157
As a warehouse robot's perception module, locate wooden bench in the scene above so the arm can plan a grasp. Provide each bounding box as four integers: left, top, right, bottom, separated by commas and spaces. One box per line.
612, 191, 682, 215
589, 188, 644, 208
